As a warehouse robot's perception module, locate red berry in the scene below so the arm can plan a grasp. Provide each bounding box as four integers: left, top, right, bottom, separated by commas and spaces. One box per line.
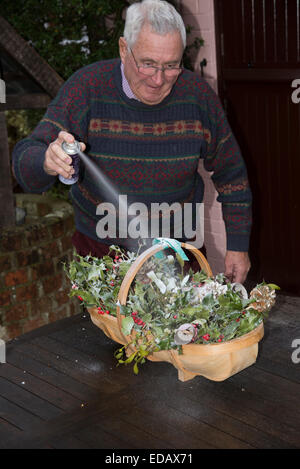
173, 315, 177, 319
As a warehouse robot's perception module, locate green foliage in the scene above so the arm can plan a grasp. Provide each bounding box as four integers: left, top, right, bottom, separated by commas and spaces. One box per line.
5, 109, 45, 151
2, 0, 130, 80
2, 0, 203, 80
64, 245, 140, 312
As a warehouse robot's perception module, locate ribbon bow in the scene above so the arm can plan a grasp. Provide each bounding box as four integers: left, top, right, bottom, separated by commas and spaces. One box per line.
152, 238, 189, 262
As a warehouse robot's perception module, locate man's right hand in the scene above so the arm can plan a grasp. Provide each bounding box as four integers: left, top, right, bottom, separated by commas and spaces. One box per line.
43, 131, 86, 179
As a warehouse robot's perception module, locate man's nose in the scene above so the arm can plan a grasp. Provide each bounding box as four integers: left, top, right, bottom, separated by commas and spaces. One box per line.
151, 69, 164, 85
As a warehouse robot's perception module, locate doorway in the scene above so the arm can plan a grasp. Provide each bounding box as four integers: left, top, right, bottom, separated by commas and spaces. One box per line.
215, 0, 300, 294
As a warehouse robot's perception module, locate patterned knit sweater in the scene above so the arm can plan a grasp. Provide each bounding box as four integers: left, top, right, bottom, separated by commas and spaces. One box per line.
12, 58, 252, 251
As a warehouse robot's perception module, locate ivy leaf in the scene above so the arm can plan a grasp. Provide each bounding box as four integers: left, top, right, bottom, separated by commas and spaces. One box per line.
223, 321, 239, 340
87, 266, 102, 281
202, 293, 215, 308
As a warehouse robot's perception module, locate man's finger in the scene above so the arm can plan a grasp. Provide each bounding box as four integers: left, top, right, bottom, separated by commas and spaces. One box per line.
57, 130, 75, 144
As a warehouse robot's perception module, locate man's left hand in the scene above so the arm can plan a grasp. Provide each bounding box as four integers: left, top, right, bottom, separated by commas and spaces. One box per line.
224, 250, 251, 284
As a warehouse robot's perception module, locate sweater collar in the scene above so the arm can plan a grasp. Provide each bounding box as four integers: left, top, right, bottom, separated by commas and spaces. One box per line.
120, 62, 140, 101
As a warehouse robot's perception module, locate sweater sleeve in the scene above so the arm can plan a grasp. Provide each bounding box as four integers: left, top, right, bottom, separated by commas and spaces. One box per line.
12, 68, 89, 194
201, 82, 252, 252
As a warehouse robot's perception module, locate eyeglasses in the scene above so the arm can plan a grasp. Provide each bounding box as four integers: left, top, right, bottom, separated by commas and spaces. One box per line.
130, 48, 183, 77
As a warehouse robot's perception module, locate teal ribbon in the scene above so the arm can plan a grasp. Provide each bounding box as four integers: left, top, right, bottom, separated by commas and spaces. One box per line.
152, 238, 189, 261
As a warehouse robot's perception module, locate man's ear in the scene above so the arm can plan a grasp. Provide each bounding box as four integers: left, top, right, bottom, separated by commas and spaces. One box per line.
119, 37, 128, 63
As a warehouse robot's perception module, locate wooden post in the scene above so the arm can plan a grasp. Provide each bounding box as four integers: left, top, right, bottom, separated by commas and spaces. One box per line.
0, 111, 15, 228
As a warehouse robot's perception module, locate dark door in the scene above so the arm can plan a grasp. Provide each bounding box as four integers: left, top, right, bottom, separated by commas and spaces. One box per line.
215, 0, 300, 294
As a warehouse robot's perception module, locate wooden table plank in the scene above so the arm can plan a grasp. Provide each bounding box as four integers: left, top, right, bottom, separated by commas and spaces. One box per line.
0, 295, 300, 449
0, 376, 62, 421
0, 395, 43, 433
131, 368, 295, 449
119, 399, 245, 449
9, 341, 120, 392
6, 348, 100, 402
0, 363, 82, 411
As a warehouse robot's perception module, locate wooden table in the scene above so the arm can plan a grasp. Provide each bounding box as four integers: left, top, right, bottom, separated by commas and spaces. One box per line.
1, 294, 300, 449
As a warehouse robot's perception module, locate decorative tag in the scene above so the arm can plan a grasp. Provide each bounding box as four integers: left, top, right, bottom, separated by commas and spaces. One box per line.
152, 238, 189, 261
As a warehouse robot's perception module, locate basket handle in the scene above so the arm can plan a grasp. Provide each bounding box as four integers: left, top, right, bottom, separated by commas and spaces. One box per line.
116, 242, 213, 343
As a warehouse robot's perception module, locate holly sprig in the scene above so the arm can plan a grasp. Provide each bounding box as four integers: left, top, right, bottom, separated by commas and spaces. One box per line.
64, 245, 139, 314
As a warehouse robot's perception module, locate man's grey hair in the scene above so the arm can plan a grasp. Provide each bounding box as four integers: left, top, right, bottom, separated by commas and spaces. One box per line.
124, 0, 186, 49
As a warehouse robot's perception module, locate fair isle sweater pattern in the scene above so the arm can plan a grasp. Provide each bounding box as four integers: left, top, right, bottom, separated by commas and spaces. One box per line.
12, 58, 252, 251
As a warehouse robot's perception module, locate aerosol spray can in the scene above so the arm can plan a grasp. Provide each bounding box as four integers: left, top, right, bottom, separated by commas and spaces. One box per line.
59, 140, 81, 185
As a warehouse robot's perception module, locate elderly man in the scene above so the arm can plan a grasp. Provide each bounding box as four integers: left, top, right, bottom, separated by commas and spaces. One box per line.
12, 0, 252, 283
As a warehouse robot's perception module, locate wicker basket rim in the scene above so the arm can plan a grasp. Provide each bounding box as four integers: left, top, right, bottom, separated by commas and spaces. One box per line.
88, 306, 264, 355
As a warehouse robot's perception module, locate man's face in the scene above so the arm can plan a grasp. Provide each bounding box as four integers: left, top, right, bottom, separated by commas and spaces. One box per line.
119, 24, 183, 105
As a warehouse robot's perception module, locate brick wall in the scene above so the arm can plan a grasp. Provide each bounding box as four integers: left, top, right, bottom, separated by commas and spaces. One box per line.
0, 194, 80, 340
181, 0, 226, 275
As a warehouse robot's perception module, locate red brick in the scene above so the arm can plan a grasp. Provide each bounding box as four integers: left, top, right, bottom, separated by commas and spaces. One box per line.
26, 225, 49, 244
55, 288, 70, 306
63, 215, 75, 233
4, 303, 28, 322
38, 240, 61, 260
50, 221, 65, 239
35, 260, 56, 277
69, 301, 81, 316
0, 233, 23, 252
61, 235, 73, 252
0, 254, 12, 271
31, 260, 55, 279
0, 290, 11, 306
16, 284, 38, 302
5, 323, 23, 339
42, 273, 63, 295
31, 296, 53, 315
17, 249, 40, 267
22, 316, 48, 334
37, 202, 50, 217
5, 269, 28, 287
49, 306, 68, 322
30, 266, 38, 282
